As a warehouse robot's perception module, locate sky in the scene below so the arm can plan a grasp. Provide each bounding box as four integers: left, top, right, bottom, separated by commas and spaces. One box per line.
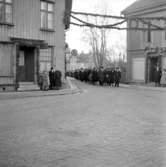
66, 0, 137, 54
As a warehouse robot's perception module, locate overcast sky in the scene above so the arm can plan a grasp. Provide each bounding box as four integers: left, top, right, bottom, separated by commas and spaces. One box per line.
66, 0, 137, 53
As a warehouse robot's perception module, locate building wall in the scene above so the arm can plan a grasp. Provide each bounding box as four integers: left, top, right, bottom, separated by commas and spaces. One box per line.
54, 0, 65, 79
126, 8, 166, 82
0, 0, 66, 87
0, 0, 57, 45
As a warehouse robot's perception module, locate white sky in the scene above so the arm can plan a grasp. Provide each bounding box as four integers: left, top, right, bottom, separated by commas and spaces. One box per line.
66, 0, 137, 53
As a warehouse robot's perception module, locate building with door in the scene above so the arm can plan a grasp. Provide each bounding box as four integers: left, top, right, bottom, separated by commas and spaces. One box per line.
122, 0, 166, 83
0, 0, 72, 91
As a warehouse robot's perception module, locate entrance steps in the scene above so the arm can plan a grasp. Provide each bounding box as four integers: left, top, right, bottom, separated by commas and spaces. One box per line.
18, 82, 40, 91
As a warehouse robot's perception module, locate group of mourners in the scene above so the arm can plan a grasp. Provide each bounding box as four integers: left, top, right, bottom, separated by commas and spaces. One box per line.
67, 67, 121, 87
39, 67, 62, 91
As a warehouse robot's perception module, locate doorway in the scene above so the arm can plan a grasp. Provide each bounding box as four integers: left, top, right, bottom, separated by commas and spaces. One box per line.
17, 46, 35, 82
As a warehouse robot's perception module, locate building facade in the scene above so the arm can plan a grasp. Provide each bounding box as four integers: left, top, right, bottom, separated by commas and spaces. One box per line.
122, 0, 166, 83
0, 0, 72, 91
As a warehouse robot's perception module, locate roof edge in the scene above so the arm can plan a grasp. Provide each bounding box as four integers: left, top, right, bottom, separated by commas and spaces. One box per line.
122, 1, 166, 15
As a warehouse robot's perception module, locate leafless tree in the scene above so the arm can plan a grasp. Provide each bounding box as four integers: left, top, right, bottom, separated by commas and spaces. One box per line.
82, 6, 110, 69
81, 3, 127, 69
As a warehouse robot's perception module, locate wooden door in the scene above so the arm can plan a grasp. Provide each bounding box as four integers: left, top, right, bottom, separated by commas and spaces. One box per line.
17, 47, 35, 82
25, 48, 34, 81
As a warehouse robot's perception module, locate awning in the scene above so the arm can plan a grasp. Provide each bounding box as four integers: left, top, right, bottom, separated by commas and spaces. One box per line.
10, 37, 48, 49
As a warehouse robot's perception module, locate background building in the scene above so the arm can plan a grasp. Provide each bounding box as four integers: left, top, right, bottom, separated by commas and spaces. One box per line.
0, 0, 72, 91
122, 0, 166, 83
66, 51, 94, 71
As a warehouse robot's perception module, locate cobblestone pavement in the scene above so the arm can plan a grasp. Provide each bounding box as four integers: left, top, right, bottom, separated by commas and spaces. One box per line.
0, 80, 166, 167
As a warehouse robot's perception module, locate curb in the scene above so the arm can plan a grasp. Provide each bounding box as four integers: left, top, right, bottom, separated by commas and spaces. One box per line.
0, 77, 81, 100
120, 83, 166, 92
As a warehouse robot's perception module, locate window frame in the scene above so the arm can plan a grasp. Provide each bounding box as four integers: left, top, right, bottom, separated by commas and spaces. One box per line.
39, 47, 53, 72
0, 0, 13, 25
40, 0, 54, 31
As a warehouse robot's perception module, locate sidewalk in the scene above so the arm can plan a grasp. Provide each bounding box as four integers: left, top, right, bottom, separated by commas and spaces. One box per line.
0, 77, 81, 100
120, 83, 166, 92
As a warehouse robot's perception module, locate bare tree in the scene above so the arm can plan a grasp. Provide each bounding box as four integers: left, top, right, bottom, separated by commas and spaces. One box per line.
82, 6, 110, 69
81, 3, 127, 69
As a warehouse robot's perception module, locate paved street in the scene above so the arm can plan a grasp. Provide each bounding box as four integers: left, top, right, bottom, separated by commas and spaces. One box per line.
0, 80, 166, 167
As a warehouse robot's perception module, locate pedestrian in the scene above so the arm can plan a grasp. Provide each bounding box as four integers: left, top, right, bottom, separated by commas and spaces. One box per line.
54, 69, 62, 89
42, 70, 49, 91
110, 69, 115, 87
91, 68, 98, 85
49, 67, 54, 89
114, 67, 121, 87
154, 64, 162, 87
98, 66, 104, 86
160, 68, 166, 86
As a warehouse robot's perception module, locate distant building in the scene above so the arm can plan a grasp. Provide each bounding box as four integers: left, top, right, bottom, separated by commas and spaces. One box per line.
0, 0, 72, 91
122, 0, 166, 83
66, 52, 94, 71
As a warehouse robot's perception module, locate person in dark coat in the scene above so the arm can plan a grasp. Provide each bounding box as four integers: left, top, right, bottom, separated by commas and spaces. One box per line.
107, 69, 112, 86
98, 67, 104, 86
54, 70, 62, 88
154, 64, 162, 87
91, 68, 98, 84
110, 69, 115, 87
114, 67, 121, 87
49, 67, 54, 89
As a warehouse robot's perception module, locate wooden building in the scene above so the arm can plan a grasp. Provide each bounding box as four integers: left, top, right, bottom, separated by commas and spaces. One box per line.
122, 0, 166, 83
0, 0, 72, 91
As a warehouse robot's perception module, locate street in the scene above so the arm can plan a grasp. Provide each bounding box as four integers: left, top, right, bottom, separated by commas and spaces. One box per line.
0, 80, 166, 167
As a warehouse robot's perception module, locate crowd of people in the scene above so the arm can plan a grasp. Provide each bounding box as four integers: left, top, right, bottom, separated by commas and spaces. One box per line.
66, 67, 121, 87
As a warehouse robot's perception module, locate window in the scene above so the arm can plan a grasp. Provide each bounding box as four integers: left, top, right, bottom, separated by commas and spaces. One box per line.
0, 0, 12, 24
0, 44, 12, 76
41, 1, 54, 29
40, 48, 52, 72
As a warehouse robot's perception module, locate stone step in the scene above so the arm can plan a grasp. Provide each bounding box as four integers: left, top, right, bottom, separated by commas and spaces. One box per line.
18, 82, 40, 91
19, 82, 34, 85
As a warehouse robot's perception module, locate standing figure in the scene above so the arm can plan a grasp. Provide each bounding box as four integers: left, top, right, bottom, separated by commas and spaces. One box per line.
110, 69, 115, 87
160, 68, 166, 86
154, 64, 162, 87
42, 71, 49, 91
114, 67, 121, 87
98, 67, 104, 86
49, 67, 54, 89
55, 70, 62, 88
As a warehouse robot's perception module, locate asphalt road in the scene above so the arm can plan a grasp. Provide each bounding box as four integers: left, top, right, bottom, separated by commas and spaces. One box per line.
0, 80, 166, 167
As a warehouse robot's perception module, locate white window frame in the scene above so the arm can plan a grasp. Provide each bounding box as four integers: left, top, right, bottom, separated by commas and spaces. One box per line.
40, 1, 54, 30
0, 0, 13, 24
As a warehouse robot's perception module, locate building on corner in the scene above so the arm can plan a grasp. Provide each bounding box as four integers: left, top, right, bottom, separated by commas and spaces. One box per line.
0, 0, 72, 91
122, 0, 166, 83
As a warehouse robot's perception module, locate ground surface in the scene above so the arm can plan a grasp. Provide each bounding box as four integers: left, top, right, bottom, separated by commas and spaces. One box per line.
0, 80, 166, 167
